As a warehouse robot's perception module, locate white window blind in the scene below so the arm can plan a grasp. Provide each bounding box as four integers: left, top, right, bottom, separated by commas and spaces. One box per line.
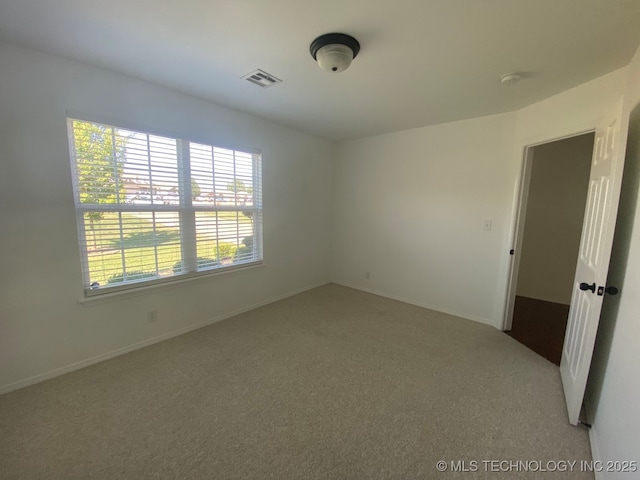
67, 118, 263, 296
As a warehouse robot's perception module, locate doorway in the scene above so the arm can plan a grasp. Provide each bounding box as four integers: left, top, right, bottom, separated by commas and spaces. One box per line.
505, 133, 595, 365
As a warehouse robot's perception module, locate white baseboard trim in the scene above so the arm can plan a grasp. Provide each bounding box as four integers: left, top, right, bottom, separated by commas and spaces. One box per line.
588, 424, 604, 480
0, 281, 330, 396
332, 281, 498, 328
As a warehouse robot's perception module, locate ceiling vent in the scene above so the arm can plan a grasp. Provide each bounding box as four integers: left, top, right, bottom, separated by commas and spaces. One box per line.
242, 69, 282, 88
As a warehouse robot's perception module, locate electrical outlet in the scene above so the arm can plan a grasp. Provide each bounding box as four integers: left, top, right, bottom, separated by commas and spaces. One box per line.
147, 310, 158, 323
483, 220, 492, 231
365, 271, 371, 280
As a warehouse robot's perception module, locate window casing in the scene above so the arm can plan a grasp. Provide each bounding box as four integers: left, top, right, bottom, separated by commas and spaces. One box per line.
67, 118, 263, 296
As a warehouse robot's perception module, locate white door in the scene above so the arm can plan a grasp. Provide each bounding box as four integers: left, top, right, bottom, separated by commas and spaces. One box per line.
560, 98, 629, 425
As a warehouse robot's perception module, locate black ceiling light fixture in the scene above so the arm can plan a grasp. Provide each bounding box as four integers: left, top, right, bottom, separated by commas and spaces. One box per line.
310, 33, 360, 73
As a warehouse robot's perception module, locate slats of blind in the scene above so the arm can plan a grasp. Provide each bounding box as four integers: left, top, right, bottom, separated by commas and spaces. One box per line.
68, 118, 262, 294
194, 211, 259, 267
80, 210, 182, 288
119, 131, 180, 206
189, 142, 257, 208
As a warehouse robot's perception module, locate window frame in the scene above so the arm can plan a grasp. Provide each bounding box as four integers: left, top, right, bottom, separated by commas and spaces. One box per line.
67, 116, 263, 297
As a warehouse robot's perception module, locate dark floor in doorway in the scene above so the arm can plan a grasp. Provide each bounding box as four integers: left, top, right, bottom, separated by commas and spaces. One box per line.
506, 296, 569, 366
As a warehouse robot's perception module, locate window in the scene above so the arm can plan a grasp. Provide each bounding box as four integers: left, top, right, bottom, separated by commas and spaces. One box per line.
67, 118, 262, 296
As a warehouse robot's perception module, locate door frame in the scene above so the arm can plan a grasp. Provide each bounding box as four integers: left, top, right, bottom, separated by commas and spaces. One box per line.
502, 129, 596, 331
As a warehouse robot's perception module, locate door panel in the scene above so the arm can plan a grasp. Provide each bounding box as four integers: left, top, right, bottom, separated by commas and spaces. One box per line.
560, 100, 629, 425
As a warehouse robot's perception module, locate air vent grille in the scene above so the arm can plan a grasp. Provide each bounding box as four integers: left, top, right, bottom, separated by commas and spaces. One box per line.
242, 69, 282, 88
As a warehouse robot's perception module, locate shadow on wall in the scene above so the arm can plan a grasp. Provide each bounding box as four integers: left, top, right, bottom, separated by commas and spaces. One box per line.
585, 102, 640, 419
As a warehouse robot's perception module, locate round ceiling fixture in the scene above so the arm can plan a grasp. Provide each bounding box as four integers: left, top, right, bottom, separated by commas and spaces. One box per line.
500, 73, 522, 85
310, 33, 360, 73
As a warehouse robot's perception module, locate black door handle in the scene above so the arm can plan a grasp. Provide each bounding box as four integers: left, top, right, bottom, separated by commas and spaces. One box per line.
580, 282, 596, 293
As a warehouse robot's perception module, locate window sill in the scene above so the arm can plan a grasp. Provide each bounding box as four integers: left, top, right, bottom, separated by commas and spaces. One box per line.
78, 262, 265, 307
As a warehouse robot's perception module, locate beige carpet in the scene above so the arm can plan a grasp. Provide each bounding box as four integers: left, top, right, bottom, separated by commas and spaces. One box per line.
0, 284, 593, 479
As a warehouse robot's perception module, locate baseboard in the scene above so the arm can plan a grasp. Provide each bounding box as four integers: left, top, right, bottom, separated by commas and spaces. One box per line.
588, 424, 604, 480
332, 281, 497, 328
0, 281, 330, 396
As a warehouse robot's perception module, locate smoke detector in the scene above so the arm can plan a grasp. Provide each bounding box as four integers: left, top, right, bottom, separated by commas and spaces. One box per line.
500, 73, 522, 85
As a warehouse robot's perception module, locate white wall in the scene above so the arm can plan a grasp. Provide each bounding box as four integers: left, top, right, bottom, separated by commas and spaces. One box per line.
0, 43, 334, 392
332, 113, 517, 326
516, 134, 593, 304
586, 45, 640, 478
512, 70, 627, 147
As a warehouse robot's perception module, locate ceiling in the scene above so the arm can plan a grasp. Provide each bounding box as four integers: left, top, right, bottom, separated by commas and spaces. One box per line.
1, 0, 640, 141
